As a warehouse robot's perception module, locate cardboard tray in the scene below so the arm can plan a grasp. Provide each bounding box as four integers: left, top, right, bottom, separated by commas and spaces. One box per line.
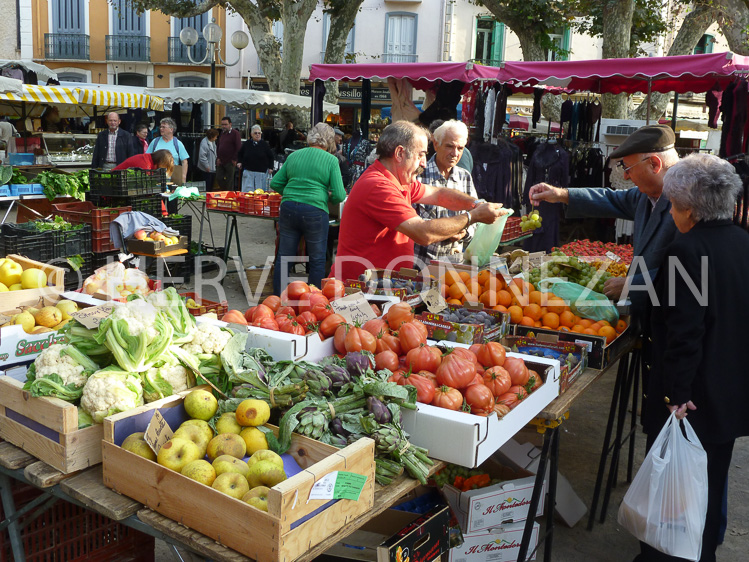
449, 521, 539, 562
101, 394, 376, 562
419, 305, 509, 345
503, 336, 588, 394
401, 345, 560, 468
0, 255, 65, 308
125, 235, 188, 255
244, 323, 337, 362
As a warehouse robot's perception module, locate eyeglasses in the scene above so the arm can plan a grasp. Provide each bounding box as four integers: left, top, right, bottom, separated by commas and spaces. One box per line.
617, 157, 651, 174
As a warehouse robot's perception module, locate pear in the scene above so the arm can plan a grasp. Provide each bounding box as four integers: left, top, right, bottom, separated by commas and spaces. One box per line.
55, 300, 79, 320
12, 312, 35, 333
33, 306, 62, 329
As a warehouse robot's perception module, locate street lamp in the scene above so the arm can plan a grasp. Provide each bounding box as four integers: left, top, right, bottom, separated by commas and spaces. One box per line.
179, 18, 250, 125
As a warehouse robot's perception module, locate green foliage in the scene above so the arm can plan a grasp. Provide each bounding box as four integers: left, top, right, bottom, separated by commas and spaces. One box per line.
10, 168, 28, 184
31, 216, 82, 232
37, 170, 90, 201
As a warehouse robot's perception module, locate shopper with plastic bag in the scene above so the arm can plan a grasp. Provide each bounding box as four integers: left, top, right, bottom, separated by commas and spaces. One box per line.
629, 154, 749, 562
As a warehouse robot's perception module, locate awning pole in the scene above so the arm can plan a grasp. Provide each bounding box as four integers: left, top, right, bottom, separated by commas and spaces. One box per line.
670, 93, 679, 131
646, 78, 652, 125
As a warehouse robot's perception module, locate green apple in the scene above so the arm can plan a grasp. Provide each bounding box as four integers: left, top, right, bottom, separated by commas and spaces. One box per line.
54, 299, 79, 321
0, 282, 7, 292
20, 268, 47, 289
247, 459, 287, 489
173, 425, 210, 457
215, 412, 242, 435
212, 472, 250, 500
240, 427, 269, 456
0, 260, 22, 287
181, 459, 216, 486
156, 437, 203, 472
183, 389, 218, 421
242, 486, 270, 512
180, 419, 214, 444
212, 454, 250, 478
247, 449, 284, 470
121, 432, 156, 461
12, 312, 35, 333
235, 399, 271, 427
206, 433, 246, 462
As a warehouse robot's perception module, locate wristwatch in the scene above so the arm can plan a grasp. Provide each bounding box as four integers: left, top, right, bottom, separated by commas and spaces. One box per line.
472, 199, 486, 208
462, 211, 473, 227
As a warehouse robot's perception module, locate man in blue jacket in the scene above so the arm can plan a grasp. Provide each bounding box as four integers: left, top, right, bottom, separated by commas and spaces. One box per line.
91, 112, 134, 169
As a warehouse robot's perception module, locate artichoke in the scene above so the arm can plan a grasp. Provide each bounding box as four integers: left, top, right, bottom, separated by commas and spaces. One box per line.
346, 352, 371, 378
367, 396, 392, 424
323, 364, 351, 389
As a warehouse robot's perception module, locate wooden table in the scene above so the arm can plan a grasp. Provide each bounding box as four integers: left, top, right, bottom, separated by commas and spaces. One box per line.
0, 438, 444, 562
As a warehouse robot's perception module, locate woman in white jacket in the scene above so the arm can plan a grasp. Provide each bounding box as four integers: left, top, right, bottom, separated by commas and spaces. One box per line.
197, 128, 219, 190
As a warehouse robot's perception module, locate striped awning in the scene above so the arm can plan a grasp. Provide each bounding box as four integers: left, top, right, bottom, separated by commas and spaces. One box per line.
0, 84, 79, 104
75, 85, 163, 111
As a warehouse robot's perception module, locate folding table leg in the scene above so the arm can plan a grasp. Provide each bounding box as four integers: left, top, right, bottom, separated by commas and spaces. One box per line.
0, 473, 25, 562
518, 427, 556, 562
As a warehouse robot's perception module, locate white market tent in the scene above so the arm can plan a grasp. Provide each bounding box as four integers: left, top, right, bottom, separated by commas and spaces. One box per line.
0, 76, 24, 97
0, 60, 58, 84
144, 86, 339, 114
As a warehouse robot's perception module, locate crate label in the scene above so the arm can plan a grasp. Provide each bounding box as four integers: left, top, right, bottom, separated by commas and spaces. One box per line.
307, 471, 367, 502
71, 303, 115, 329
574, 338, 594, 352
421, 288, 448, 314
605, 251, 622, 263
145, 410, 173, 455
331, 292, 377, 324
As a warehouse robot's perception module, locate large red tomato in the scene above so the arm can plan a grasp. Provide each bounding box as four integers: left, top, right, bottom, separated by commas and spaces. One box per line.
374, 350, 400, 372
395, 372, 436, 404
322, 278, 345, 301
287, 281, 311, 301
483, 366, 512, 397
296, 311, 318, 332
253, 317, 279, 331
261, 295, 281, 313
298, 292, 331, 317
334, 323, 351, 354
344, 326, 376, 353
251, 304, 275, 323
405, 345, 442, 373
504, 357, 530, 386
363, 318, 389, 338
475, 342, 506, 368
464, 383, 495, 414
387, 302, 414, 330
375, 332, 403, 355
280, 319, 306, 335
399, 322, 427, 353
319, 314, 346, 339
431, 385, 463, 410
435, 354, 476, 389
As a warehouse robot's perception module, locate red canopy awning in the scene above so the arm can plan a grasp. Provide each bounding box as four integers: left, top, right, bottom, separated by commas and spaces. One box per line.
498, 52, 749, 95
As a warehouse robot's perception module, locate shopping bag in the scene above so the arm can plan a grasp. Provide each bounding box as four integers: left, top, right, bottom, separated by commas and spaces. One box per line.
463, 209, 514, 267
618, 412, 708, 561
537, 277, 619, 324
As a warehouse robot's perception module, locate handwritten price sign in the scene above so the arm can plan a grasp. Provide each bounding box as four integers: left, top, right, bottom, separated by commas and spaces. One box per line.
330, 292, 377, 324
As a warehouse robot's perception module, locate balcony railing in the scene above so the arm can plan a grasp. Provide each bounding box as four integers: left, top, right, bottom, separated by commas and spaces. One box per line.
382, 53, 418, 63
168, 37, 208, 64
44, 33, 89, 60
106, 35, 150, 61
470, 58, 503, 67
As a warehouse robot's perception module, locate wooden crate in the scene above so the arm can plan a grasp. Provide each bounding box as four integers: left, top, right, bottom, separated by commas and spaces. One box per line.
102, 394, 376, 562
0, 376, 103, 473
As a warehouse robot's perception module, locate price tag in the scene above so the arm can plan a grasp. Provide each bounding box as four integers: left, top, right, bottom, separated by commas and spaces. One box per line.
605, 251, 622, 263
307, 471, 368, 503
574, 339, 594, 353
144, 410, 173, 455
71, 303, 115, 330
421, 288, 447, 314
330, 292, 377, 324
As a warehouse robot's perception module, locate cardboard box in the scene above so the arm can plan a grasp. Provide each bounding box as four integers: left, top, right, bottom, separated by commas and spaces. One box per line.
346, 268, 434, 306
503, 336, 587, 393
325, 505, 452, 562
244, 323, 336, 362
125, 235, 188, 255
419, 305, 509, 345
442, 461, 545, 533
401, 346, 560, 468
102, 394, 375, 562
449, 521, 539, 562
512, 314, 634, 370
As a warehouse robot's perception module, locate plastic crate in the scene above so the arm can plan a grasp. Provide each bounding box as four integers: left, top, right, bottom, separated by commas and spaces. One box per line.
89, 167, 166, 197
180, 291, 228, 317
92, 230, 117, 253
0, 224, 54, 262
10, 183, 43, 196
206, 191, 251, 214
52, 201, 132, 232
0, 479, 155, 562
8, 221, 92, 259
8, 153, 34, 165
92, 250, 121, 270
161, 214, 192, 241
500, 216, 523, 242
89, 194, 162, 218
59, 253, 93, 291
0, 185, 10, 197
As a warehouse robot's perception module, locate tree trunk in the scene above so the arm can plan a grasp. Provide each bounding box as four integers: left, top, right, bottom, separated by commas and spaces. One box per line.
630, 4, 720, 120
719, 0, 749, 55
277, 0, 317, 93
322, 1, 364, 105
601, 0, 635, 118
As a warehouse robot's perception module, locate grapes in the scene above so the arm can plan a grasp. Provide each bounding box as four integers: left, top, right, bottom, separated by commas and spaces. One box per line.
520, 211, 543, 233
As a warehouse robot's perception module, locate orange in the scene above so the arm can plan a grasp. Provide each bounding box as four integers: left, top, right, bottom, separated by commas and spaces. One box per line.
467, 280, 481, 296
496, 290, 513, 307
583, 328, 597, 335
534, 321, 543, 327
615, 319, 628, 333
479, 290, 498, 307
508, 305, 524, 324
598, 325, 617, 344
458, 271, 471, 283
589, 322, 603, 332
477, 270, 491, 286
541, 312, 560, 330
492, 305, 509, 313
520, 316, 535, 327
529, 291, 543, 305
463, 293, 480, 305
447, 298, 462, 305
559, 310, 576, 328
599, 319, 611, 327
546, 298, 567, 315
579, 319, 593, 328
523, 303, 543, 321
484, 276, 504, 293
440, 284, 448, 298
571, 325, 585, 333
448, 282, 468, 300
444, 270, 461, 286
558, 326, 571, 332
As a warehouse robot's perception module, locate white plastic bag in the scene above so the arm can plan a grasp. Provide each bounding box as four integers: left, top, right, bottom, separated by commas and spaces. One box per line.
618, 412, 708, 561
463, 209, 514, 267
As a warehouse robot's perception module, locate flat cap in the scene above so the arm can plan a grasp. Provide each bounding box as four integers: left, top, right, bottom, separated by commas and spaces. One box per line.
334, 128, 344, 136
610, 124, 675, 159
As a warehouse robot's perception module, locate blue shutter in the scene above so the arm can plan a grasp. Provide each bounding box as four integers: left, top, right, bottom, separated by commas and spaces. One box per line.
491, 22, 504, 64
112, 0, 144, 35
52, 0, 84, 33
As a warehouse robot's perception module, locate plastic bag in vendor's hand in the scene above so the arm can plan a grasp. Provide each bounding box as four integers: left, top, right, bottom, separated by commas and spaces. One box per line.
463, 209, 513, 267
538, 277, 619, 324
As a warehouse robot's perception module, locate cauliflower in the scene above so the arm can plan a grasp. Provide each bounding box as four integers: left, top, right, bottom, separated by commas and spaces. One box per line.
147, 288, 196, 342
81, 368, 144, 423
33, 344, 90, 387
110, 299, 159, 341
142, 362, 190, 403
182, 323, 232, 355
23, 344, 100, 402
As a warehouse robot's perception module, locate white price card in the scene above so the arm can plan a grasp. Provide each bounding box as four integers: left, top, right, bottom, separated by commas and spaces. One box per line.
605, 251, 622, 263
144, 410, 174, 455
421, 288, 448, 314
307, 471, 367, 503
71, 303, 114, 330
330, 292, 377, 324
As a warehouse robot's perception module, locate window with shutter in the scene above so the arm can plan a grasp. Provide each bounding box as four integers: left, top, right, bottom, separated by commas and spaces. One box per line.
384, 13, 417, 63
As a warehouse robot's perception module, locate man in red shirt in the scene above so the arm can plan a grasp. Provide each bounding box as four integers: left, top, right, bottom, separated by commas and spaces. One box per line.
333, 121, 504, 281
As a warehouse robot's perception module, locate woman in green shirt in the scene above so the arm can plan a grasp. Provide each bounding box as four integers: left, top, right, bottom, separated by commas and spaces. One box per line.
272, 123, 346, 294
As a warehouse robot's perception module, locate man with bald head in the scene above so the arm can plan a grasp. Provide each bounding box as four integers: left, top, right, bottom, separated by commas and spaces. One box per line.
91, 111, 134, 169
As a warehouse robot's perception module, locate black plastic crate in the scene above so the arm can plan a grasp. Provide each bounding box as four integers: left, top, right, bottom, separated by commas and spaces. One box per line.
89, 194, 163, 218
55, 253, 93, 291
92, 250, 121, 270
0, 224, 53, 263
89, 168, 166, 197
145, 252, 194, 284
9, 221, 93, 260
161, 214, 192, 241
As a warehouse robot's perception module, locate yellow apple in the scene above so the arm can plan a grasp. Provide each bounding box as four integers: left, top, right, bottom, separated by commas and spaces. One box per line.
235, 399, 271, 427
215, 412, 242, 435
247, 449, 284, 470
55, 300, 79, 320
0, 260, 23, 287
246, 459, 287, 489
212, 472, 249, 500
0, 282, 7, 292
212, 454, 250, 478
206, 433, 246, 462
173, 425, 210, 457
183, 389, 218, 421
156, 437, 203, 472
181, 460, 216, 486
8, 284, 23, 291
179, 419, 214, 444
243, 486, 270, 511
121, 432, 157, 461
239, 427, 269, 456
20, 268, 47, 289
12, 312, 35, 333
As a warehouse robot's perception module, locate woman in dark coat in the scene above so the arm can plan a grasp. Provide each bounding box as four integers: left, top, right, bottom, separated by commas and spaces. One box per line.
637, 153, 749, 562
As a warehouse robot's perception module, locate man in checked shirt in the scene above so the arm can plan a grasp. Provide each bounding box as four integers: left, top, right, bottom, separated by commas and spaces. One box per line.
413, 120, 479, 268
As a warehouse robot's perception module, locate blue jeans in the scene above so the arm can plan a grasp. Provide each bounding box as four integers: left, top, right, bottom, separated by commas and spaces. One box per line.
273, 201, 329, 294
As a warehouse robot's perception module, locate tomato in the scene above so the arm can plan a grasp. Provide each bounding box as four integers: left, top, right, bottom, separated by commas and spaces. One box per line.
417, 370, 437, 383
464, 381, 494, 414
483, 366, 512, 397
375, 332, 403, 355
297, 311, 318, 332
387, 302, 414, 330
253, 317, 279, 331
276, 313, 296, 332
319, 313, 346, 339
388, 368, 406, 383
244, 306, 257, 323
363, 318, 389, 338
411, 319, 428, 340
405, 344, 442, 372
528, 369, 543, 391
504, 357, 530, 386
399, 322, 427, 353
251, 304, 275, 323
371, 303, 382, 317
465, 373, 484, 387
280, 319, 305, 335
449, 347, 478, 367
299, 292, 330, 316
261, 295, 281, 313
287, 281, 311, 301
375, 350, 400, 372
475, 342, 506, 368
334, 323, 351, 354
322, 278, 345, 301
344, 326, 377, 353
396, 372, 436, 404
494, 403, 511, 418
431, 385, 463, 410
497, 386, 528, 410
276, 306, 296, 318
435, 354, 476, 389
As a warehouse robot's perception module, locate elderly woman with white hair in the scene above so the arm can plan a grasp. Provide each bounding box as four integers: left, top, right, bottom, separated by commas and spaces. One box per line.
146, 117, 189, 184
238, 125, 274, 192
637, 153, 749, 562
271, 123, 346, 294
